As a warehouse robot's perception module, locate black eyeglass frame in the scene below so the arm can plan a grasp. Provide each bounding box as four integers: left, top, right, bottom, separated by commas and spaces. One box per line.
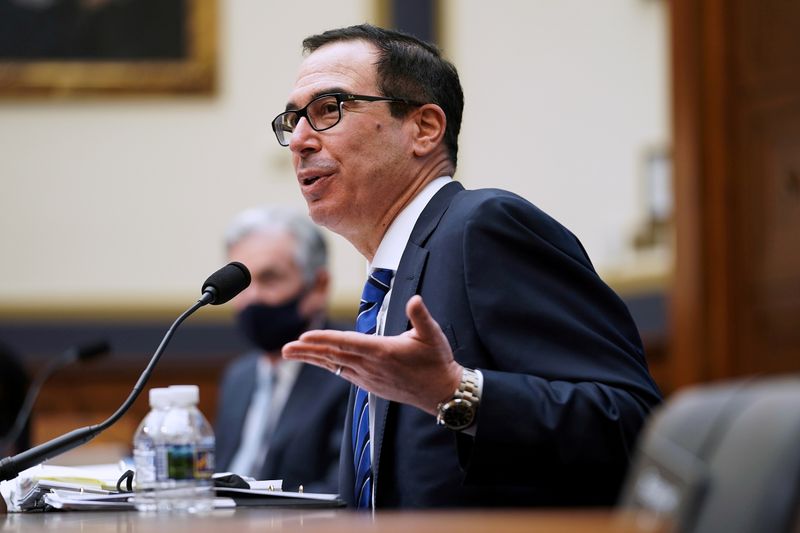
271, 92, 425, 146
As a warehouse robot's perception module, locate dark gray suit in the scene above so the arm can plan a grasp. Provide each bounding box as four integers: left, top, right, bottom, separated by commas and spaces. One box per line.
215, 352, 349, 492
339, 181, 662, 508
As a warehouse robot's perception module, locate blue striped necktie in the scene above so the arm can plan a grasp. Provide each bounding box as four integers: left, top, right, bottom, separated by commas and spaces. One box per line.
353, 267, 394, 509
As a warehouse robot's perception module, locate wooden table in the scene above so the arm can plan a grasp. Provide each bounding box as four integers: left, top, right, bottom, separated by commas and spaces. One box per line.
0, 507, 669, 533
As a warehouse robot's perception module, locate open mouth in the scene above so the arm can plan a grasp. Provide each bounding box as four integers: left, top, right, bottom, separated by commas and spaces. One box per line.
302, 176, 321, 186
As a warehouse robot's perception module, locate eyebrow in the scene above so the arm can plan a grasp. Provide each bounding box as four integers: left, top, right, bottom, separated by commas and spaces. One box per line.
285, 87, 349, 112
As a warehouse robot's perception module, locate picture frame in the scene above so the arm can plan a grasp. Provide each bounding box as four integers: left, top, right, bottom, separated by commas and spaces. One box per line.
0, 0, 216, 97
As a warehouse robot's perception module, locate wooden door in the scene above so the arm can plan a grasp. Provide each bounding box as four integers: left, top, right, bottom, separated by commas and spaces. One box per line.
670, 0, 800, 387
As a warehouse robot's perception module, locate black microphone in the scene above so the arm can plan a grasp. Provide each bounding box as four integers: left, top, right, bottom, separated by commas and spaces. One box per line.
67, 341, 111, 363
199, 260, 251, 305
0, 262, 250, 483
0, 341, 111, 456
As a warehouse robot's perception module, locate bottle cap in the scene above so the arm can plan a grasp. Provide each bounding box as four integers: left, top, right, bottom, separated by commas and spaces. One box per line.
148, 387, 172, 409
168, 384, 200, 406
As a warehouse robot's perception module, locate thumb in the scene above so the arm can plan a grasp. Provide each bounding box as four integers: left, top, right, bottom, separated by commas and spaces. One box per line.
406, 295, 442, 341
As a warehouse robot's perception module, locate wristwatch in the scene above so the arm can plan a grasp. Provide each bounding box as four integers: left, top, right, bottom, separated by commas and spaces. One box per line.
436, 367, 481, 431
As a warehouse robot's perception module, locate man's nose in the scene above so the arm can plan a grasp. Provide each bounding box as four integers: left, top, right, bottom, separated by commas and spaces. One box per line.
234, 282, 259, 307
289, 116, 320, 154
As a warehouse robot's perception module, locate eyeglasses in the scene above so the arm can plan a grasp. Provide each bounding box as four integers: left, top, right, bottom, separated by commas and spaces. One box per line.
271, 92, 424, 147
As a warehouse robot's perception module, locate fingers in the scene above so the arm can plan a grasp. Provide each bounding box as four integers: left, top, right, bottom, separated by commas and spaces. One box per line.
282, 337, 374, 389
405, 295, 442, 341
282, 340, 346, 375
293, 329, 386, 354
282, 331, 381, 374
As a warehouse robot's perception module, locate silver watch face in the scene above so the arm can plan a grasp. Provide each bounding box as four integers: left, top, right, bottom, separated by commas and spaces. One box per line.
440, 398, 475, 430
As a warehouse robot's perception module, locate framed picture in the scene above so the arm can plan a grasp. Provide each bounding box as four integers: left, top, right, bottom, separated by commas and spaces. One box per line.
0, 0, 216, 96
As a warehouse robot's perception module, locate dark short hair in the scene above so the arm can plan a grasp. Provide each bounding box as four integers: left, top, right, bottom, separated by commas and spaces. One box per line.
303, 24, 464, 169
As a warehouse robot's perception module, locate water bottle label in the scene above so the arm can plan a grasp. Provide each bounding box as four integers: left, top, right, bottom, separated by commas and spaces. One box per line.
154, 444, 168, 481
166, 444, 195, 480
195, 446, 215, 480
133, 448, 156, 483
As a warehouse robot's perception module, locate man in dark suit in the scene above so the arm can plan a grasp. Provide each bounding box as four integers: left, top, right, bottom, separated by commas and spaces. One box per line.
278, 25, 662, 508
215, 206, 349, 493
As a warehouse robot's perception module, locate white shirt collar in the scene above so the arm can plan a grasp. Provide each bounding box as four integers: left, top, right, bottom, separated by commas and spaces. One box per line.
257, 355, 302, 384
370, 176, 453, 272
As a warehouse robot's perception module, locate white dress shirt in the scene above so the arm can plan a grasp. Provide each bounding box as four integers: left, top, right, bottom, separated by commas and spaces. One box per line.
228, 356, 302, 477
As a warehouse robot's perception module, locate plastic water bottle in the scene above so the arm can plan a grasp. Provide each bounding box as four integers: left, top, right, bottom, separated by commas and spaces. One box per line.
154, 385, 215, 514
133, 387, 172, 512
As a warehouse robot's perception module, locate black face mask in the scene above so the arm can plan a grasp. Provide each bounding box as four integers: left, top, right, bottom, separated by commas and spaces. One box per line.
235, 293, 310, 353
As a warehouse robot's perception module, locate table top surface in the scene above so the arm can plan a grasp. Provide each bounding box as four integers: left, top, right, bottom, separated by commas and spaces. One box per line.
1, 507, 669, 533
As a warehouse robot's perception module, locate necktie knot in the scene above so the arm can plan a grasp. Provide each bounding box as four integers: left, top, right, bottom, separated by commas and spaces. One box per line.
356, 268, 394, 335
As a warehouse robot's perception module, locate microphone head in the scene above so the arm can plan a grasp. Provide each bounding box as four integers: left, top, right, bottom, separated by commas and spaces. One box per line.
75, 341, 111, 362
201, 261, 251, 305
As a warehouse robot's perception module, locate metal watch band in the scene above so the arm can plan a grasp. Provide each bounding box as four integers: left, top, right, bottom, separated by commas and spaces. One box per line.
435, 367, 481, 430
454, 367, 480, 404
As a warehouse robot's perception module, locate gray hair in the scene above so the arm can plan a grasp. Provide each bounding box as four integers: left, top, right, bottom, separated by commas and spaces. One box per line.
224, 206, 327, 285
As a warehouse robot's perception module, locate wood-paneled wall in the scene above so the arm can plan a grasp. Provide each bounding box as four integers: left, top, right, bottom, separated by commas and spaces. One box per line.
670, 0, 800, 388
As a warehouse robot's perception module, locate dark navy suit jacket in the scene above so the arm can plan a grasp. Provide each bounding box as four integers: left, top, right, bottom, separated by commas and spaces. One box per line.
215, 350, 349, 493
338, 181, 662, 508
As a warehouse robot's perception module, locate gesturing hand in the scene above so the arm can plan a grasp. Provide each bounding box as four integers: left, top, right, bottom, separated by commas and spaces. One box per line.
282, 295, 463, 415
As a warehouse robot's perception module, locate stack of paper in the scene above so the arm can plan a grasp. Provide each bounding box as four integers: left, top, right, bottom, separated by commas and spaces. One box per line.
0, 464, 345, 512
214, 486, 343, 508
1, 463, 127, 512
44, 490, 135, 511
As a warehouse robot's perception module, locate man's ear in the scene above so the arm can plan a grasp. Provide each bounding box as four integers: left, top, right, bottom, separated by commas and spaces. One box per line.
411, 104, 447, 157
312, 269, 330, 294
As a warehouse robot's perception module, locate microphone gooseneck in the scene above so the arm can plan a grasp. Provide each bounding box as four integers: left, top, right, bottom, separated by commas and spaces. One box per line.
0, 262, 250, 483
0, 341, 111, 456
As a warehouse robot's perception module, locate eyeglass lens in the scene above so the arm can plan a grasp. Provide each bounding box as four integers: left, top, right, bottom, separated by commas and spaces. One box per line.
273, 95, 342, 146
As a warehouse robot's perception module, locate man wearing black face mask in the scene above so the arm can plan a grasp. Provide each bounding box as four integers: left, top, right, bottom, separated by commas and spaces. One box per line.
214, 206, 349, 493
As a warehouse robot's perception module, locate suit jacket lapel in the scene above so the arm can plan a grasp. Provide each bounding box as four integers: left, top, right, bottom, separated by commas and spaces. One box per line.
265, 320, 339, 459
372, 180, 463, 496
263, 364, 314, 470
384, 180, 464, 337
222, 354, 259, 468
